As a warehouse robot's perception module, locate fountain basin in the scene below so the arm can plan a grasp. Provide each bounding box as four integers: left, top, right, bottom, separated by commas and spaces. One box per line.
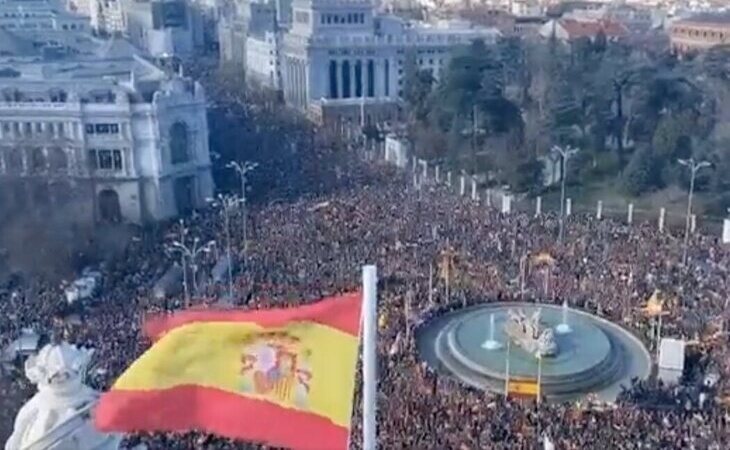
417, 303, 651, 402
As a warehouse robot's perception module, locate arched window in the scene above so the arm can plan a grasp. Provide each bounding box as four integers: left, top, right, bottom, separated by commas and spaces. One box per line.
6, 147, 22, 171
48, 147, 67, 172
29, 147, 45, 174
170, 121, 190, 164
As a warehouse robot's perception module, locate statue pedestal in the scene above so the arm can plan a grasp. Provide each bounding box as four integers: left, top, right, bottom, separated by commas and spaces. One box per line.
5, 342, 121, 450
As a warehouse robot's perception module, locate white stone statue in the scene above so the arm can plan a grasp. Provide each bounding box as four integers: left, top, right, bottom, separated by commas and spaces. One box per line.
504, 309, 558, 358
5, 342, 121, 450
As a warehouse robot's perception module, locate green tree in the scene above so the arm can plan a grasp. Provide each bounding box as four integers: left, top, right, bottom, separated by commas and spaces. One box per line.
403, 50, 435, 123
622, 146, 662, 195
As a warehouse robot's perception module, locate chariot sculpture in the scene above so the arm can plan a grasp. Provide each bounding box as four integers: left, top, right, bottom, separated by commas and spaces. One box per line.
504, 308, 558, 358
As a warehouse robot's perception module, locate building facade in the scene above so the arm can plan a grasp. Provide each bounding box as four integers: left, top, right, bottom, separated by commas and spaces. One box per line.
245, 0, 281, 89
0, 37, 214, 224
89, 0, 126, 35
0, 0, 93, 55
670, 13, 730, 55
279, 0, 500, 124
122, 0, 195, 57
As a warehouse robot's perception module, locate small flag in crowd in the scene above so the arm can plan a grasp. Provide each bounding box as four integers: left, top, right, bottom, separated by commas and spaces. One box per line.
642, 290, 665, 317
95, 293, 363, 450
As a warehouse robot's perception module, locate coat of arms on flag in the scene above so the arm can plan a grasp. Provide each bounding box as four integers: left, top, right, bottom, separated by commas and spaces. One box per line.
240, 331, 313, 409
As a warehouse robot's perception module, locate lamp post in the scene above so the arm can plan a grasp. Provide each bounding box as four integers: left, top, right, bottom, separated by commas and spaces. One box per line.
165, 220, 189, 306
552, 145, 579, 243
227, 161, 259, 256
677, 158, 711, 266
169, 237, 216, 304
209, 194, 240, 298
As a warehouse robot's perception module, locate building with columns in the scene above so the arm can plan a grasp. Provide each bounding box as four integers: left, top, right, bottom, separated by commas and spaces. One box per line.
0, 34, 214, 225
280, 0, 500, 126
669, 13, 730, 55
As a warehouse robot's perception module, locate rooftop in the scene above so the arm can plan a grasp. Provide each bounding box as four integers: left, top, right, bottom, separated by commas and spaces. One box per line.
559, 18, 628, 38
676, 12, 730, 27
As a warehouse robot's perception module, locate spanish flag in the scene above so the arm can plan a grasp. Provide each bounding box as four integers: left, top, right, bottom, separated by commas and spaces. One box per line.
95, 293, 362, 450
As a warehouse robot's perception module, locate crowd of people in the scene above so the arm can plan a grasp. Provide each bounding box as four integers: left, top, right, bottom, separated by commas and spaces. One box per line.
2, 94, 730, 447
2, 148, 730, 448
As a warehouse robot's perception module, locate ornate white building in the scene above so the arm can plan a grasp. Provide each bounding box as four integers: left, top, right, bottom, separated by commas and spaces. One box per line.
279, 0, 500, 123
0, 35, 214, 224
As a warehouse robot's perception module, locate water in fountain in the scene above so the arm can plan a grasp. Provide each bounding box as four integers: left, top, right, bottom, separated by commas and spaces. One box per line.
555, 300, 572, 334
481, 313, 502, 350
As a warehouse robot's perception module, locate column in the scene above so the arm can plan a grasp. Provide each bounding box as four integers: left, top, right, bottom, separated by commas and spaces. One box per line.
384, 58, 390, 97
305, 61, 310, 108
367, 59, 375, 97
597, 200, 603, 220
21, 149, 28, 175
363, 60, 369, 98
341, 59, 350, 98
565, 198, 572, 216
355, 60, 363, 98
298, 61, 304, 108
536, 196, 542, 217
373, 58, 383, 98
350, 59, 356, 100
285, 57, 292, 103
330, 60, 338, 99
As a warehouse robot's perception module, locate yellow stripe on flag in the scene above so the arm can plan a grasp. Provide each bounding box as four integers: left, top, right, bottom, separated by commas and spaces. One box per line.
114, 321, 359, 427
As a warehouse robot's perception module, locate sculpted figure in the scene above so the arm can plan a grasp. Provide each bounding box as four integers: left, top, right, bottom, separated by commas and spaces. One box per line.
5, 342, 121, 450
505, 309, 558, 358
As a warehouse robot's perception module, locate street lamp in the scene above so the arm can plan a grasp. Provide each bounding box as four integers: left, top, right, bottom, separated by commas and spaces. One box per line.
227, 161, 258, 256
552, 145, 579, 243
677, 158, 711, 266
168, 237, 216, 305
208, 194, 240, 298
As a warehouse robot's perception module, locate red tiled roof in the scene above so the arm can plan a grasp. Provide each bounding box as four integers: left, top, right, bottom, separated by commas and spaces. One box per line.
559, 18, 628, 39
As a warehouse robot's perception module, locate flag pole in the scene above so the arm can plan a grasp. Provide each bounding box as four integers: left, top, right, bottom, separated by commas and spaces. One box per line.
428, 263, 434, 306
362, 265, 378, 450
537, 354, 543, 405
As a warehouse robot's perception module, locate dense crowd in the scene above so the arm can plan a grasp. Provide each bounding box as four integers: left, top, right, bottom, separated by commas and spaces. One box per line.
0, 67, 730, 450
3, 138, 730, 448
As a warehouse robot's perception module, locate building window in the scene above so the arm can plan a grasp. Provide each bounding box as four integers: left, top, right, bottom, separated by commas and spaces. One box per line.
112, 150, 123, 170
98, 150, 113, 169
170, 121, 190, 164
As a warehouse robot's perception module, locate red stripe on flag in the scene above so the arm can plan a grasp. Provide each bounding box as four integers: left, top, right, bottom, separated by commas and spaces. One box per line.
144, 292, 362, 340
94, 385, 350, 450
